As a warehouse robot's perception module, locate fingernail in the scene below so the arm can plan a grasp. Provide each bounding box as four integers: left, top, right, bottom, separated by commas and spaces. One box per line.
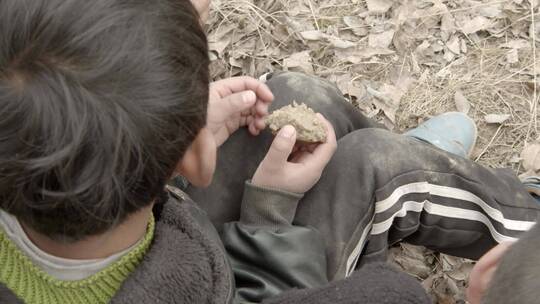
280, 125, 295, 138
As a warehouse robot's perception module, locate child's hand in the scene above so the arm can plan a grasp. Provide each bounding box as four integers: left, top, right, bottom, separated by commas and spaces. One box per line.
207, 77, 274, 147
252, 114, 337, 194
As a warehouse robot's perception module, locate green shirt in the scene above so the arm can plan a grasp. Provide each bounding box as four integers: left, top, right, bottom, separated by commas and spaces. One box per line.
0, 216, 155, 304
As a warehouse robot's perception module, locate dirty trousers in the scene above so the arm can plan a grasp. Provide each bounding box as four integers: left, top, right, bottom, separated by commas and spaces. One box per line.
186, 72, 540, 281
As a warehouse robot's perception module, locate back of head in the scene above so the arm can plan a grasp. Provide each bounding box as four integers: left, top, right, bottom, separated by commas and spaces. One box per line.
0, 0, 209, 241
483, 223, 540, 304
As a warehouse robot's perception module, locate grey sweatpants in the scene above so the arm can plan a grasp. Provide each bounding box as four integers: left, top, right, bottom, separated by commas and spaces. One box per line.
186, 72, 540, 281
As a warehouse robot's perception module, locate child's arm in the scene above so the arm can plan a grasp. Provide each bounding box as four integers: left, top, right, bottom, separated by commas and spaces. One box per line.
221, 182, 329, 303
220, 118, 338, 302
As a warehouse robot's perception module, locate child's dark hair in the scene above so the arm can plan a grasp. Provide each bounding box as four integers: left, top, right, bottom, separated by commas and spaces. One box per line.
0, 0, 209, 241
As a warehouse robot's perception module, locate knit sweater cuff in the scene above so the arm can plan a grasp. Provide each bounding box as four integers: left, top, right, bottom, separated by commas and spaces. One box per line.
239, 181, 304, 228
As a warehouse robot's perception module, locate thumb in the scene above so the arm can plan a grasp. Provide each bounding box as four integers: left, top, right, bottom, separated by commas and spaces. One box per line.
264, 125, 296, 166
221, 91, 256, 115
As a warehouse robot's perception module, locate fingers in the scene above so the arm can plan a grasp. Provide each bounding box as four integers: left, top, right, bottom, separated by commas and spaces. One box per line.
248, 123, 259, 135
299, 114, 337, 169
263, 125, 296, 167
213, 77, 273, 124
255, 98, 270, 116
211, 77, 274, 137
212, 76, 274, 103
220, 91, 257, 116
255, 118, 266, 129
319, 113, 337, 144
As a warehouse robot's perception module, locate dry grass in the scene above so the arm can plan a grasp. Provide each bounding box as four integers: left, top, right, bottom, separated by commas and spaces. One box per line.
398, 44, 538, 170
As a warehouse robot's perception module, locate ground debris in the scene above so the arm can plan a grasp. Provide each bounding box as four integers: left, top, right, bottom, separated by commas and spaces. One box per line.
390, 244, 473, 303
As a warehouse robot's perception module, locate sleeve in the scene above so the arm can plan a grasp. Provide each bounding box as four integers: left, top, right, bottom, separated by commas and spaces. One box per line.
220, 181, 329, 303
261, 263, 431, 304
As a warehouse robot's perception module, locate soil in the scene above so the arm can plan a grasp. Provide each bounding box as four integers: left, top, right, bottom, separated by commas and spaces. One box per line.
266, 102, 327, 143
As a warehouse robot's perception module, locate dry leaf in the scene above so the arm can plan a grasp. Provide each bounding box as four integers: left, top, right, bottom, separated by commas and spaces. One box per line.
300, 30, 324, 41
300, 31, 356, 49
208, 23, 235, 42
283, 51, 314, 74
393, 254, 432, 278
447, 263, 474, 281
454, 90, 470, 114
285, 17, 314, 34
338, 48, 395, 62
401, 243, 427, 260
441, 254, 462, 271
229, 57, 243, 68
209, 37, 231, 57
415, 40, 432, 59
501, 39, 530, 49
368, 29, 395, 49
367, 78, 411, 123
530, 20, 540, 41
328, 36, 356, 49
432, 42, 444, 53
507, 48, 519, 64
443, 50, 456, 62
343, 16, 369, 36
446, 36, 461, 54
484, 114, 510, 124
461, 39, 468, 53
366, 0, 393, 13
440, 13, 456, 41
389, 245, 432, 279
332, 75, 367, 99
461, 16, 492, 34
208, 24, 235, 56
521, 142, 540, 172
476, 3, 503, 18
393, 28, 414, 54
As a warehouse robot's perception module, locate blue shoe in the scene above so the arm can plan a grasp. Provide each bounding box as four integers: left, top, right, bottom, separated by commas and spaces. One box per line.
404, 112, 477, 158
522, 176, 540, 204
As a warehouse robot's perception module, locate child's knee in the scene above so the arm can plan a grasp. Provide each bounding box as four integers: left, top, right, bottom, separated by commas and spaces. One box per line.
336, 128, 403, 161
266, 72, 346, 110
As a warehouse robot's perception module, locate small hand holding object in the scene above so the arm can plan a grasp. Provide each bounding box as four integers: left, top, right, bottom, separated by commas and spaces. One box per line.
207, 76, 274, 147
252, 114, 337, 194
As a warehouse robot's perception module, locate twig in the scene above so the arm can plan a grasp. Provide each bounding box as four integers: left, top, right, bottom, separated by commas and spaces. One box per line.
492, 64, 536, 85
306, 0, 320, 31
414, 0, 507, 20
525, 3, 539, 144
475, 124, 503, 162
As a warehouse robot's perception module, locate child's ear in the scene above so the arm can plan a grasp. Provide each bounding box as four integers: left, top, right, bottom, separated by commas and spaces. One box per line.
175, 127, 217, 187
466, 242, 513, 304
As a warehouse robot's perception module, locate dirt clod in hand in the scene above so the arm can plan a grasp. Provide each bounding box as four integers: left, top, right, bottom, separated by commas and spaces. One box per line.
266, 102, 327, 143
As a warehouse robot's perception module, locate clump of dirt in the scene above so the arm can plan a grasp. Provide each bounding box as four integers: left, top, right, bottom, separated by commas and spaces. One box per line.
266, 102, 327, 143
